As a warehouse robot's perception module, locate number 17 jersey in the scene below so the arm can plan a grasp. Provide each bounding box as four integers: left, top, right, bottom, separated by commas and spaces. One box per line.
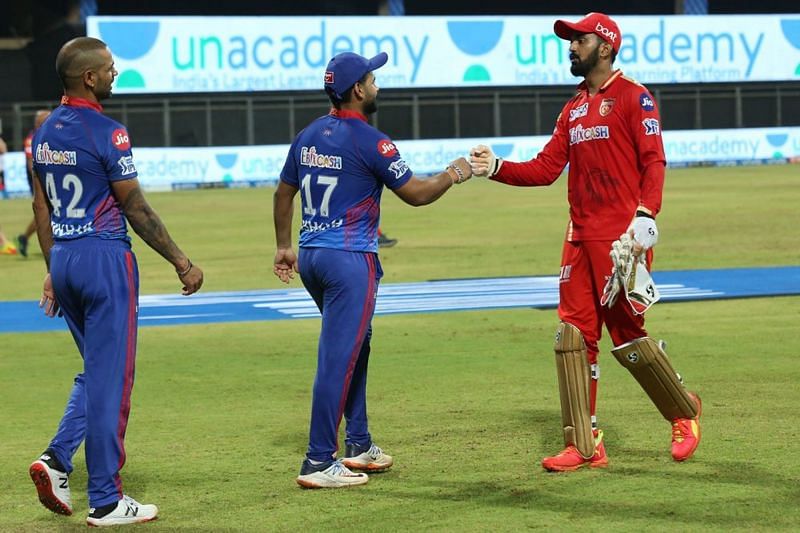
280, 108, 412, 253
32, 96, 138, 242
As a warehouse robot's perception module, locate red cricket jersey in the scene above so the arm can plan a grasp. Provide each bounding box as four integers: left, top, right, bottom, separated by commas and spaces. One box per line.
24, 131, 34, 159
492, 70, 666, 242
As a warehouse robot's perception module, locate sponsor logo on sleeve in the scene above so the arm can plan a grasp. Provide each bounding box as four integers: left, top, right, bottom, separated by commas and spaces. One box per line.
117, 155, 137, 175
112, 128, 131, 151
599, 98, 616, 117
569, 103, 589, 122
388, 158, 409, 179
642, 118, 661, 136
640, 93, 655, 111
378, 139, 398, 158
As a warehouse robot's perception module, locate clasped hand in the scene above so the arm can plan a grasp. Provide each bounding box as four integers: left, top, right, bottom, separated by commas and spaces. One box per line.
469, 144, 501, 177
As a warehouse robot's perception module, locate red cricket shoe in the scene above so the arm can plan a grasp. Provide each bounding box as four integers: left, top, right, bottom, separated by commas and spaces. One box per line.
671, 392, 702, 461
542, 431, 609, 472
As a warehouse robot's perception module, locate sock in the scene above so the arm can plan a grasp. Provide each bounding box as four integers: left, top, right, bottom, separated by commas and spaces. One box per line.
88, 501, 118, 518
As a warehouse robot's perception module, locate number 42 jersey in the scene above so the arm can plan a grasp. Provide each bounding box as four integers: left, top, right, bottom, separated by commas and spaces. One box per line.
32, 96, 137, 242
280, 109, 413, 253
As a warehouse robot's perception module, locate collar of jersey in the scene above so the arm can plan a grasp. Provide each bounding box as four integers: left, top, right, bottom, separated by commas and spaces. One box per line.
329, 108, 367, 122
577, 69, 622, 94
61, 95, 103, 112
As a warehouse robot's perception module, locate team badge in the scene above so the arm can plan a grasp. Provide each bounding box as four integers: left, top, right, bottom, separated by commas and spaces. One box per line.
377, 139, 397, 158
112, 128, 131, 151
599, 98, 615, 117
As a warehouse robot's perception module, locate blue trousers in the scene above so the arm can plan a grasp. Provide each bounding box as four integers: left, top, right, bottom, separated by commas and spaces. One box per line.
298, 247, 382, 462
48, 238, 139, 508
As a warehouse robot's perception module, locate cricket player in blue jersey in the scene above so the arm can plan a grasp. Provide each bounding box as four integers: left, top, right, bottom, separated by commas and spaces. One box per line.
28, 37, 204, 526
274, 51, 473, 489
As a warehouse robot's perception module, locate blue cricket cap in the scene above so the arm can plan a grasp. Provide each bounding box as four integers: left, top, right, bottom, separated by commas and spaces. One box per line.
324, 52, 389, 101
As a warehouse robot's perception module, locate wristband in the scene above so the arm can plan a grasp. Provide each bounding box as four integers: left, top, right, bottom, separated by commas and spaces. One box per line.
177, 259, 193, 277
491, 157, 503, 177
635, 210, 654, 219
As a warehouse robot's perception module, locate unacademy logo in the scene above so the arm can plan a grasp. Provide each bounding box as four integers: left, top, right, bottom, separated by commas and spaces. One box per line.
99, 21, 160, 88
765, 132, 788, 159
446, 20, 504, 82
215, 153, 238, 182
779, 19, 800, 76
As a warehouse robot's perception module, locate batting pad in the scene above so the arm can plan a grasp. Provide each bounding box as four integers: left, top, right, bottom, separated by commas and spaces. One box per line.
611, 337, 698, 421
554, 322, 594, 459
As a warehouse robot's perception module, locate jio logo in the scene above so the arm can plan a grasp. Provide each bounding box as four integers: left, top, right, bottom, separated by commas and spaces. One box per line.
98, 21, 160, 89
446, 20, 504, 82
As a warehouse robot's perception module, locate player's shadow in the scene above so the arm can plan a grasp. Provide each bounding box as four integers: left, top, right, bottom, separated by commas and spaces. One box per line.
378, 406, 799, 528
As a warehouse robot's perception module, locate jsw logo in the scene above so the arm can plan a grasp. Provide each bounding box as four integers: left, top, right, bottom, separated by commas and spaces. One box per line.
595, 23, 617, 42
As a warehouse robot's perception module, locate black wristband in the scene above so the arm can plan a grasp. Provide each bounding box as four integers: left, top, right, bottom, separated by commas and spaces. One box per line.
635, 210, 654, 219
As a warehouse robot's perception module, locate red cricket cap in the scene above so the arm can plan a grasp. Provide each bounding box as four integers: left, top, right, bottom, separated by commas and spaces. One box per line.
554, 12, 622, 53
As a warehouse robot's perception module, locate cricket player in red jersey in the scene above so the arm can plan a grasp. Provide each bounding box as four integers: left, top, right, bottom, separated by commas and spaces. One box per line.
471, 12, 702, 472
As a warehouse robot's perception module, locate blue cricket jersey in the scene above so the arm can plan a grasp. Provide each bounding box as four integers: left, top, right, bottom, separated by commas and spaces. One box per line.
280, 108, 413, 253
32, 96, 137, 242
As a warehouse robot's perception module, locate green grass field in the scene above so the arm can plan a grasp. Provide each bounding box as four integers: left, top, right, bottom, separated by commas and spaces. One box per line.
1, 166, 799, 531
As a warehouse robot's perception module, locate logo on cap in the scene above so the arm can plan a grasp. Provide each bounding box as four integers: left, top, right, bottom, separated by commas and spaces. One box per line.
595, 22, 617, 43
324, 71, 334, 84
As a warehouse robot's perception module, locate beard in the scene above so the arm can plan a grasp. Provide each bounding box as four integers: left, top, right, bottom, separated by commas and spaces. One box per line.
364, 98, 378, 115
95, 83, 112, 100
570, 44, 601, 77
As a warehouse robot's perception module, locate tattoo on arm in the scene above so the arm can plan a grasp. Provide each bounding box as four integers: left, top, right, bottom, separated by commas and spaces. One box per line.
121, 187, 185, 267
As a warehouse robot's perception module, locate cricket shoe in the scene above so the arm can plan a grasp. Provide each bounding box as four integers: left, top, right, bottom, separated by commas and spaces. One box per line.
16, 235, 28, 257
377, 234, 398, 248
86, 495, 158, 527
542, 430, 609, 472
0, 241, 18, 255
296, 459, 369, 489
29, 451, 72, 516
342, 442, 394, 472
671, 392, 702, 461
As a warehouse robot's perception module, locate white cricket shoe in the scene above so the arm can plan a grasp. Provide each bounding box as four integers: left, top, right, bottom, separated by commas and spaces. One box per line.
296, 459, 369, 489
342, 443, 394, 472
29, 453, 73, 516
86, 495, 158, 527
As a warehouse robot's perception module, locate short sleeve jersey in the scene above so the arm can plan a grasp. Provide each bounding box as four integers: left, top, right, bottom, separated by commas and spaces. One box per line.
280, 109, 412, 253
32, 96, 138, 242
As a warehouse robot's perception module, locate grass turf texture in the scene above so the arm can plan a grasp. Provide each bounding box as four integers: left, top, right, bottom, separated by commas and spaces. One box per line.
1, 165, 799, 530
